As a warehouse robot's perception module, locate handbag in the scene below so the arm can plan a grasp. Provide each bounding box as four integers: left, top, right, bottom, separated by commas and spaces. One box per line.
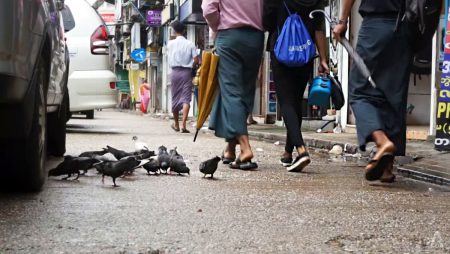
329, 74, 345, 110
274, 1, 316, 67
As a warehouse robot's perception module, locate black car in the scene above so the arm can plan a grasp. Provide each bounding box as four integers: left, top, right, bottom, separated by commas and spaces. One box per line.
0, 0, 71, 191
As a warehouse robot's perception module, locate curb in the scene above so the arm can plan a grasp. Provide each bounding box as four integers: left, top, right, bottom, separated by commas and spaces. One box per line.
397, 166, 450, 186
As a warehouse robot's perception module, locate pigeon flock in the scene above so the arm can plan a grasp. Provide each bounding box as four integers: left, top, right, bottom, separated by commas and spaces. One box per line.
48, 136, 221, 187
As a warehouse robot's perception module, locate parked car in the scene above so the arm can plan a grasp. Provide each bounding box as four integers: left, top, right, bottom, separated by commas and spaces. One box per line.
63, 0, 118, 119
0, 0, 70, 191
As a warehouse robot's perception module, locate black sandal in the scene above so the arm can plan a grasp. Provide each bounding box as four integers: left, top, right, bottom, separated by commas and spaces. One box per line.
171, 124, 180, 132
221, 152, 236, 164
365, 153, 394, 181
229, 158, 258, 170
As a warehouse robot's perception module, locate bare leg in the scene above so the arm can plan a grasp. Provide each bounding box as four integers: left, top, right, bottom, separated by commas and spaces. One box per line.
181, 103, 190, 130
224, 139, 237, 159
237, 135, 253, 162
173, 111, 180, 130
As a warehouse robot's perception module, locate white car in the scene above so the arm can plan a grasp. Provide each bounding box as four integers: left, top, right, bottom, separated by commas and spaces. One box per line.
62, 0, 118, 119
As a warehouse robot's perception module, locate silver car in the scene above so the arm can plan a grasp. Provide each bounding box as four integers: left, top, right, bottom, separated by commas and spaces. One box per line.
0, 0, 70, 191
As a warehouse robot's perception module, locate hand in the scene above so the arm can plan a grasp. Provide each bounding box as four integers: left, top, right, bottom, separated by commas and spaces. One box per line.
318, 60, 330, 75
332, 22, 347, 42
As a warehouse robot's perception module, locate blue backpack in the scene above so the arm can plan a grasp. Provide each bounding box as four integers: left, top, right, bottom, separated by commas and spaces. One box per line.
274, 2, 316, 67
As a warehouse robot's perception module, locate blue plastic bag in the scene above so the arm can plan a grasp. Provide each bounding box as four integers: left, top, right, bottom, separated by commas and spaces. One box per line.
274, 2, 316, 67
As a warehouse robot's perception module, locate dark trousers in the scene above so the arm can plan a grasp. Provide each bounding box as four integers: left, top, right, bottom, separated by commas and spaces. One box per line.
209, 28, 264, 140
271, 54, 312, 153
350, 17, 413, 155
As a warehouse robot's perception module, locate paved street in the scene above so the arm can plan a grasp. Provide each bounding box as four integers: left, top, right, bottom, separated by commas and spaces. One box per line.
0, 110, 449, 253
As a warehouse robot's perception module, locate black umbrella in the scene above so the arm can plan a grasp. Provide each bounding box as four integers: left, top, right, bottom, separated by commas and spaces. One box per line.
309, 10, 377, 88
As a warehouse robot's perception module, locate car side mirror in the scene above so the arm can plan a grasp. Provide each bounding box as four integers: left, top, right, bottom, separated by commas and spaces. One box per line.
56, 0, 65, 11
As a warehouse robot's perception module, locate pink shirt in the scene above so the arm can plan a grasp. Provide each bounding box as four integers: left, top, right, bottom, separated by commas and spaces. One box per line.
201, 0, 264, 32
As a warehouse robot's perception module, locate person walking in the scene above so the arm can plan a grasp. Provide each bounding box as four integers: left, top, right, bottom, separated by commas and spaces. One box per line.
139, 79, 150, 113
167, 21, 199, 133
333, 0, 413, 182
263, 0, 329, 172
202, 0, 265, 170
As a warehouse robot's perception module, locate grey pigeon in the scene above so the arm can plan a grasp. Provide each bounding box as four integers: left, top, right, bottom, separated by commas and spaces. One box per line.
157, 146, 171, 173
169, 157, 190, 176
143, 158, 160, 175
93, 152, 118, 162
104, 145, 133, 160
95, 157, 141, 187
169, 146, 184, 161
199, 156, 221, 178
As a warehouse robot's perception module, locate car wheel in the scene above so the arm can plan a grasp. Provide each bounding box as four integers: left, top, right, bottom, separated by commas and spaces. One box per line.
47, 87, 68, 157
86, 110, 94, 119
18, 58, 48, 191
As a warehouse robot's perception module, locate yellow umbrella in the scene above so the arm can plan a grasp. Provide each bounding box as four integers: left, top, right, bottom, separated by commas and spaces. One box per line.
193, 50, 220, 142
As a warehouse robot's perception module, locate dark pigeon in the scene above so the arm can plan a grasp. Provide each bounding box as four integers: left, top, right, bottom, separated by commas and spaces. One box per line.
132, 149, 155, 160
103, 145, 133, 160
78, 150, 107, 158
169, 157, 190, 176
157, 146, 171, 173
48, 156, 99, 180
199, 156, 221, 178
142, 158, 160, 175
95, 157, 140, 187
169, 146, 184, 161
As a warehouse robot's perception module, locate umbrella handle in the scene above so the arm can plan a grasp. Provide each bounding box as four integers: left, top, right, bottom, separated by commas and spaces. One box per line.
309, 10, 337, 29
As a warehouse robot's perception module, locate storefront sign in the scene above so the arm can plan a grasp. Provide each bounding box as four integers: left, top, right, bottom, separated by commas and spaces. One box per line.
100, 13, 115, 24
146, 10, 161, 27
435, 6, 450, 151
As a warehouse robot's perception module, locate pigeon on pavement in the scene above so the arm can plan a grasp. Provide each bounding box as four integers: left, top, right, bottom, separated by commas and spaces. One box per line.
48, 156, 99, 180
93, 152, 118, 162
95, 157, 141, 187
142, 158, 160, 175
199, 156, 221, 178
169, 157, 190, 176
157, 146, 171, 173
103, 145, 133, 160
78, 150, 107, 158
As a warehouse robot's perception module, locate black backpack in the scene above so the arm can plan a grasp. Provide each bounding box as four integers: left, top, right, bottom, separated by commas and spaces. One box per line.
404, 0, 443, 52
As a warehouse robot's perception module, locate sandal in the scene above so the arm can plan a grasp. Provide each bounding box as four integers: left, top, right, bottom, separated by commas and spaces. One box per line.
229, 158, 258, 170
221, 152, 236, 165
180, 128, 190, 133
171, 124, 180, 132
365, 153, 394, 181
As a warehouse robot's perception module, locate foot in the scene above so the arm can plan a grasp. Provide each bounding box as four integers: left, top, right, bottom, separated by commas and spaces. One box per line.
366, 141, 395, 172
287, 152, 310, 172
222, 143, 237, 164
239, 149, 253, 163
171, 123, 180, 132
279, 152, 293, 167
180, 128, 190, 133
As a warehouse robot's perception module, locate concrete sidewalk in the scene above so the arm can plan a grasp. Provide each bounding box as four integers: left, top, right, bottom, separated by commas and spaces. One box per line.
245, 123, 450, 186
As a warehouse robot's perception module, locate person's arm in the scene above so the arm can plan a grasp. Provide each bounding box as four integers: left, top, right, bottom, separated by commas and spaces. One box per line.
315, 30, 329, 74
332, 0, 356, 41
201, 0, 220, 32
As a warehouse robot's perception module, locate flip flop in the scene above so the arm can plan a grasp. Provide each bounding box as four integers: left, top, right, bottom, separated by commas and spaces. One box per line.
229, 158, 258, 170
221, 152, 236, 165
171, 124, 180, 132
365, 153, 394, 181
180, 128, 190, 133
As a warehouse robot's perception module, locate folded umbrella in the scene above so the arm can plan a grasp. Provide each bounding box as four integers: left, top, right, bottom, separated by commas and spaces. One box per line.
309, 10, 377, 88
193, 50, 220, 142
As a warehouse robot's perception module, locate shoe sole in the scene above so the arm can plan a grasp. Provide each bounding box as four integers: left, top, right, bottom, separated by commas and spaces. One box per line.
279, 160, 292, 167
287, 157, 311, 172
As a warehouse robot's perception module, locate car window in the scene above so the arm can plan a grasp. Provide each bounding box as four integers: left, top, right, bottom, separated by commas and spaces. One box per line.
61, 5, 75, 32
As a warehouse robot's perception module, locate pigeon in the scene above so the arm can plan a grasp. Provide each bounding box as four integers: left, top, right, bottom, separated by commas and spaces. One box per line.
95, 157, 141, 187
93, 152, 118, 162
103, 145, 133, 160
132, 136, 149, 152
132, 149, 155, 160
122, 158, 150, 175
48, 156, 100, 180
142, 158, 160, 175
79, 150, 107, 158
199, 156, 221, 178
157, 146, 171, 173
169, 157, 190, 176
169, 146, 184, 161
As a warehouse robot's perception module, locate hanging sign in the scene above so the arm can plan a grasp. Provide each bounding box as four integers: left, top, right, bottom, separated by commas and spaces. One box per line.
435, 6, 450, 151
